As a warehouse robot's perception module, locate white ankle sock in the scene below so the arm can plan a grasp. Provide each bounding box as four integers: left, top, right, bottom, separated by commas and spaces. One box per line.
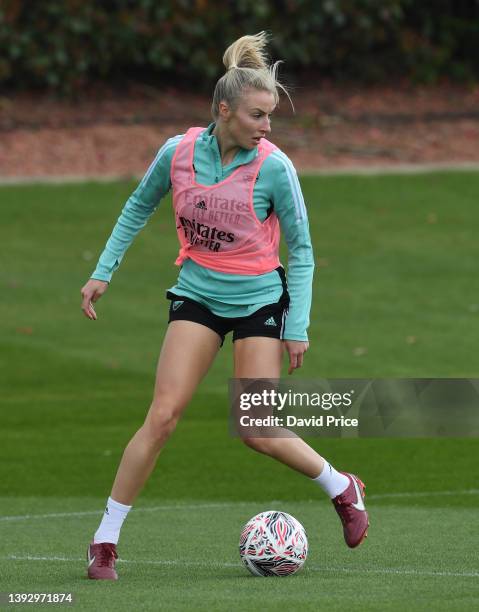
93, 496, 132, 545
312, 461, 350, 498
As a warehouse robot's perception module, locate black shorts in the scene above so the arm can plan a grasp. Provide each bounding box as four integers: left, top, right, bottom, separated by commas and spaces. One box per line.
166, 267, 290, 347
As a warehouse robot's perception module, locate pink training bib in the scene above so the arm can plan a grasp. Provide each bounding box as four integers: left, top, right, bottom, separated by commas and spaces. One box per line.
170, 127, 281, 275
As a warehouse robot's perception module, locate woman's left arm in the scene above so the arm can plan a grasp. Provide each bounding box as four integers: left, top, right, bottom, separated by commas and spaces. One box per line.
266, 153, 315, 374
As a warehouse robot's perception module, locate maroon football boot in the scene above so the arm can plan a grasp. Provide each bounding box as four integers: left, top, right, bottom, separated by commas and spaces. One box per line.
87, 541, 118, 580
332, 473, 369, 548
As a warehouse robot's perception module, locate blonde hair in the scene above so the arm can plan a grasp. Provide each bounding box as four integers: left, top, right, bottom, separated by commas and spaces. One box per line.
211, 31, 294, 119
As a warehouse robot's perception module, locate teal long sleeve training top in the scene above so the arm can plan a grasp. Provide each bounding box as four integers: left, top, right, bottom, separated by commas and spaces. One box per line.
91, 123, 315, 341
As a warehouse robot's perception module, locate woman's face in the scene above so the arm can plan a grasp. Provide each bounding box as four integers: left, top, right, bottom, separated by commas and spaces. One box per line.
220, 88, 276, 150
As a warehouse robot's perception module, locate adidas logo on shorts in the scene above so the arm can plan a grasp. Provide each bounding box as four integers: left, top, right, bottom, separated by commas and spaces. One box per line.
264, 316, 277, 327
172, 301, 184, 311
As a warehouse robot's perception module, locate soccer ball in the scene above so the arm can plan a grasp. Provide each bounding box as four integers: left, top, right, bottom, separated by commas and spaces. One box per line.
239, 510, 308, 576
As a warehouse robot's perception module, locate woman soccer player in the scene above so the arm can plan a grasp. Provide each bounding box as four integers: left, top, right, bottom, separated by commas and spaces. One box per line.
81, 32, 368, 580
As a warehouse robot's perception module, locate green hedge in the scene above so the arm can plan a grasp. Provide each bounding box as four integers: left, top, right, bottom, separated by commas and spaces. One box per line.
1, 0, 478, 93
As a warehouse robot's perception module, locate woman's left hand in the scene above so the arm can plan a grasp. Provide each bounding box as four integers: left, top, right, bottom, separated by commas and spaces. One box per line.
283, 340, 309, 375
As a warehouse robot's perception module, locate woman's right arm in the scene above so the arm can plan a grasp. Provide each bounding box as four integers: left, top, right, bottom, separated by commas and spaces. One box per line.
80, 135, 183, 320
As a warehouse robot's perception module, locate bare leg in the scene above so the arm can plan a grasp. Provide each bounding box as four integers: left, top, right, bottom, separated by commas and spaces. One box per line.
233, 337, 325, 478
110, 321, 222, 505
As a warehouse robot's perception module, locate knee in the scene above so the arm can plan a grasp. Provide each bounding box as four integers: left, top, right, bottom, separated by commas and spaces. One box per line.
242, 436, 272, 455
145, 407, 180, 443
144, 394, 186, 443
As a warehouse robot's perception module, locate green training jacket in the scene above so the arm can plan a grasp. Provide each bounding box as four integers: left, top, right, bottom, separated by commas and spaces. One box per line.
91, 123, 315, 341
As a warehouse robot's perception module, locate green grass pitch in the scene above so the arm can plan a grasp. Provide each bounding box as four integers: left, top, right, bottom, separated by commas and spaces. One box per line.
1, 171, 478, 610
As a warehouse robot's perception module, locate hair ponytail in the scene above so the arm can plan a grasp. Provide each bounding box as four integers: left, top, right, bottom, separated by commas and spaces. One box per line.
223, 31, 269, 71
211, 31, 294, 119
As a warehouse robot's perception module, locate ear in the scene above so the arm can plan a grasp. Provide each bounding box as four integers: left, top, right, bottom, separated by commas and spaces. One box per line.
218, 100, 231, 121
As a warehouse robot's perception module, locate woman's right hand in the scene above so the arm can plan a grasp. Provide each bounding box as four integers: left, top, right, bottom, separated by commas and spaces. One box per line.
80, 279, 109, 320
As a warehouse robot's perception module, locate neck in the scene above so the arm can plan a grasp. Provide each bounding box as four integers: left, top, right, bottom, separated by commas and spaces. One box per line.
212, 121, 239, 165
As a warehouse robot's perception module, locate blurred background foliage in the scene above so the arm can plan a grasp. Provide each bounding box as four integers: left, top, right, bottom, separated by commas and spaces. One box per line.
0, 0, 478, 94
